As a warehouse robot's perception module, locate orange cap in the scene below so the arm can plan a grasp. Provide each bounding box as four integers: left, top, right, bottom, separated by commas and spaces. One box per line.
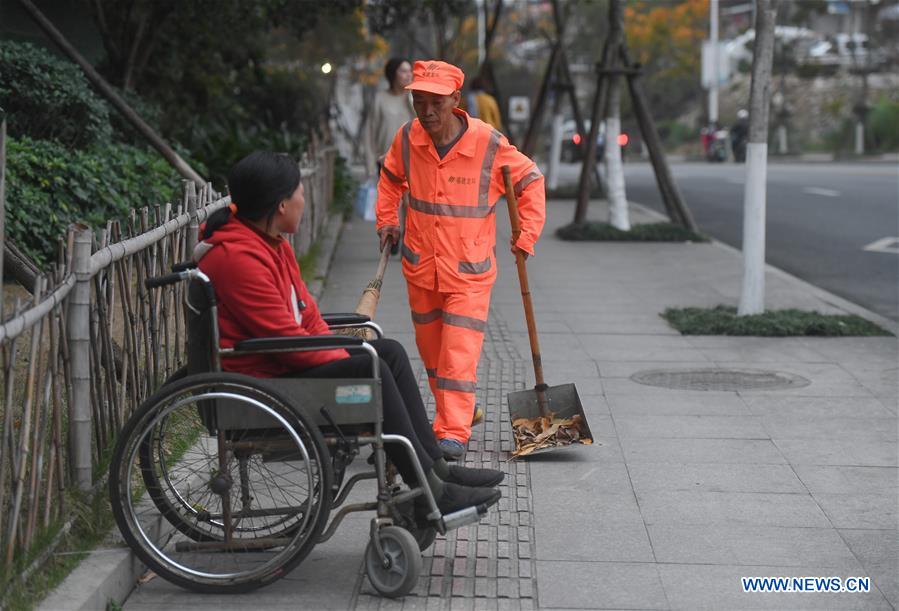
405, 60, 464, 96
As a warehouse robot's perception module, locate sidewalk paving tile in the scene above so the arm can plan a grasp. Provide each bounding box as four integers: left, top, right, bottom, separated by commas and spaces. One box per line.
646, 524, 862, 567
613, 414, 769, 439
536, 561, 668, 610
742, 395, 896, 419
636, 490, 831, 528
532, 491, 654, 563
627, 463, 807, 494
620, 438, 788, 465
812, 493, 898, 530
792, 465, 899, 494
605, 390, 750, 416
773, 438, 897, 467
760, 416, 897, 442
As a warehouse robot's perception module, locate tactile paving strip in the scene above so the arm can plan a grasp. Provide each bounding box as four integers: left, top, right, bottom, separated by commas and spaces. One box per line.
354, 310, 539, 610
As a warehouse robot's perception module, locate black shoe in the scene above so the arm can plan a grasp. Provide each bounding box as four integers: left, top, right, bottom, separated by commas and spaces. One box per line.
444, 465, 504, 488
436, 482, 501, 515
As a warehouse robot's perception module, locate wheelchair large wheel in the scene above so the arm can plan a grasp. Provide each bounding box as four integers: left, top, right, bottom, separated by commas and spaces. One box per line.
109, 372, 332, 593
365, 526, 422, 598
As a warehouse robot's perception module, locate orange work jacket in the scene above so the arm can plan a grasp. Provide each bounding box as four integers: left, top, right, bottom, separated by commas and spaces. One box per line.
376, 109, 545, 292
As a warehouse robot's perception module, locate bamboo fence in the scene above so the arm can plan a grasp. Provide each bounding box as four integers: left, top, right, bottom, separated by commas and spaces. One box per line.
0, 141, 335, 582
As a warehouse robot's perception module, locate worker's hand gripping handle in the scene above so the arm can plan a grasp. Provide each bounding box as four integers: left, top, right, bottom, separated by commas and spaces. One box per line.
502, 166, 546, 392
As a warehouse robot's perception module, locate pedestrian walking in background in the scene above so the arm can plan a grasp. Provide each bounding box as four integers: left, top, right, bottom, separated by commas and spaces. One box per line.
465, 76, 505, 133
375, 60, 545, 461
366, 57, 416, 177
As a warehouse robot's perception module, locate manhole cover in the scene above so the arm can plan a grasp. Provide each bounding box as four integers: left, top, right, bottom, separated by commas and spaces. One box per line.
630, 368, 811, 391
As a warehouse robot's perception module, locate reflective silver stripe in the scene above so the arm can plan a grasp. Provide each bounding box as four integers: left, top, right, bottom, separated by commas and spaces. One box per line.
409, 197, 496, 218
401, 121, 412, 189
457, 257, 492, 275
411, 309, 442, 324
381, 165, 403, 184
437, 377, 477, 393
442, 311, 487, 332
514, 169, 543, 196
401, 243, 420, 264
478, 129, 502, 207
426, 368, 437, 378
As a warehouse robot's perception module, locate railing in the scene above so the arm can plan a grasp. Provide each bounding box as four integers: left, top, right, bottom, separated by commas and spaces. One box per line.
0, 134, 335, 578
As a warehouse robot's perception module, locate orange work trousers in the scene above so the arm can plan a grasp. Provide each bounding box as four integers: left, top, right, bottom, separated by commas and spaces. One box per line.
407, 282, 490, 443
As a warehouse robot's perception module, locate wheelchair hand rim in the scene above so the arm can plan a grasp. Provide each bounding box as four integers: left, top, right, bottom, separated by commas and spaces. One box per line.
123, 388, 317, 581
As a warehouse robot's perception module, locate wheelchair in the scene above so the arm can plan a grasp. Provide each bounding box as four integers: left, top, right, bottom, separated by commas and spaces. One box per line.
109, 266, 489, 597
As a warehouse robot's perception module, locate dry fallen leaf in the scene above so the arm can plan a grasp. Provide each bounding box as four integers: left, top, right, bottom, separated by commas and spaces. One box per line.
511, 413, 593, 458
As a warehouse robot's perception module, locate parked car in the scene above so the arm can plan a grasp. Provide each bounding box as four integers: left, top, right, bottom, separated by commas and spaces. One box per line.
560, 120, 628, 162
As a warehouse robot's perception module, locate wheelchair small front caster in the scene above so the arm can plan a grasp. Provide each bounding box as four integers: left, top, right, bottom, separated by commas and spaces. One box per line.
365, 525, 421, 598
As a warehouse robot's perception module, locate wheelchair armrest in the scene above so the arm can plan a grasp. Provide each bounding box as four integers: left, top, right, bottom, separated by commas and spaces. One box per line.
322, 313, 371, 326
234, 334, 363, 352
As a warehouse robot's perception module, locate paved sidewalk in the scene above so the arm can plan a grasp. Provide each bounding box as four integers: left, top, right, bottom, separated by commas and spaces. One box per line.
122, 198, 897, 610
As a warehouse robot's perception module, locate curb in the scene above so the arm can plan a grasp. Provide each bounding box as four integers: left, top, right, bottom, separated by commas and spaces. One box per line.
38, 548, 144, 611
37, 213, 347, 611
308, 212, 347, 301
630, 201, 899, 336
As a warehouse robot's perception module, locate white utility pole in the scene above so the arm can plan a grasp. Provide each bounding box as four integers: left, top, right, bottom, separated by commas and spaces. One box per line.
709, 0, 719, 125
739, 0, 777, 316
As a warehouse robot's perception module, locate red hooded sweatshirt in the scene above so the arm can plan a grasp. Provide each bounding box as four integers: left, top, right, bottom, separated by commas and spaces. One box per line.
195, 216, 348, 377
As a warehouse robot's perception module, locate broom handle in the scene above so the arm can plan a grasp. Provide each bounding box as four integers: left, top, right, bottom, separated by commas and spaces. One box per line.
374, 242, 390, 283
502, 166, 547, 394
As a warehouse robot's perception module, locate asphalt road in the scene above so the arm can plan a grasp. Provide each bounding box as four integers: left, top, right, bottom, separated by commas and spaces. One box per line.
556, 161, 899, 322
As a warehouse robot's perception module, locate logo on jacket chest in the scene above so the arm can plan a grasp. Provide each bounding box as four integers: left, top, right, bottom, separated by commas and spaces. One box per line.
447, 176, 476, 185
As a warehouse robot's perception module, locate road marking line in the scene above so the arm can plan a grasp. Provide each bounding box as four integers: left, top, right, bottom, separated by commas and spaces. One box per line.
726, 177, 744, 185
863, 237, 899, 254
802, 187, 840, 197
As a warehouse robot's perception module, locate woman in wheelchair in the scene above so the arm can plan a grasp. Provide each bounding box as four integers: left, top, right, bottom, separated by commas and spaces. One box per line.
195, 151, 503, 516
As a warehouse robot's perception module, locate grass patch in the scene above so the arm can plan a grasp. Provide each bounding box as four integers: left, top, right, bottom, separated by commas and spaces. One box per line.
1, 488, 118, 611
663, 305, 893, 337
557, 221, 708, 242
297, 240, 322, 279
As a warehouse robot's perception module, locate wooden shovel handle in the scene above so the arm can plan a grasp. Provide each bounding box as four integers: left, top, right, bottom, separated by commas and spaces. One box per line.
502, 166, 546, 390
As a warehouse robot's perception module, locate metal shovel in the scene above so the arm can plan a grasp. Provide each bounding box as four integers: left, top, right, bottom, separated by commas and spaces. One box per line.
502, 166, 594, 458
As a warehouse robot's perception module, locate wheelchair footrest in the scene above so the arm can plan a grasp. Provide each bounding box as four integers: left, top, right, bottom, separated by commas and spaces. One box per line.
441, 505, 485, 531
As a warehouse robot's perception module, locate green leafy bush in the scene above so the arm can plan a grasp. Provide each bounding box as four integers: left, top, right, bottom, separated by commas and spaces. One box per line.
866, 96, 899, 153
662, 305, 891, 336
330, 155, 357, 219
0, 41, 112, 148
556, 221, 707, 242
5, 137, 181, 266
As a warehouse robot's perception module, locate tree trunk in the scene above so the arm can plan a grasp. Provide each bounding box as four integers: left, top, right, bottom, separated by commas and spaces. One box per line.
604, 0, 628, 230
573, 0, 623, 225
605, 77, 629, 230
738, 0, 777, 316
0, 116, 5, 321
17, 0, 205, 186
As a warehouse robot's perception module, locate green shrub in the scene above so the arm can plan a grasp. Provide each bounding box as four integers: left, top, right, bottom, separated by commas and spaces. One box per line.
5, 137, 181, 267
866, 96, 899, 153
657, 120, 694, 151
662, 305, 891, 336
0, 41, 112, 148
330, 155, 357, 219
556, 221, 708, 242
